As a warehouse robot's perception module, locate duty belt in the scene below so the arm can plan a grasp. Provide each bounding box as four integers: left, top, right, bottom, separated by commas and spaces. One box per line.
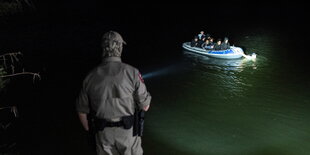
105, 121, 124, 127
94, 115, 134, 131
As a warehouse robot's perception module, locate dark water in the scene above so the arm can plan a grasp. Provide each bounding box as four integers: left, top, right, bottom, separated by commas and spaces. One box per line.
1, 3, 309, 155
142, 30, 310, 155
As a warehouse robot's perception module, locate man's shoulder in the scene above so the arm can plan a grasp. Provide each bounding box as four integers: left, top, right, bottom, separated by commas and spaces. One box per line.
83, 67, 98, 82
120, 62, 139, 72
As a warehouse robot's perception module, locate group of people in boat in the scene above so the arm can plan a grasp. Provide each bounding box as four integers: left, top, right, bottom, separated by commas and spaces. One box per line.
191, 31, 231, 50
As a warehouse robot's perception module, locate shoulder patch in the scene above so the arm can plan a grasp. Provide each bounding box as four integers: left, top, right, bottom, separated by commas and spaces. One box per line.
138, 72, 144, 83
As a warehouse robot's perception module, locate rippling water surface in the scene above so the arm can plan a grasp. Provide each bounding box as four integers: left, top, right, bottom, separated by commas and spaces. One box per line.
143, 30, 310, 155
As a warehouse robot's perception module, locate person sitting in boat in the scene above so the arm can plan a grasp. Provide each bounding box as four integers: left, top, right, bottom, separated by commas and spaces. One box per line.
208, 37, 214, 45
214, 38, 223, 50
201, 39, 209, 48
202, 39, 213, 49
221, 37, 230, 50
191, 37, 199, 47
207, 37, 215, 49
197, 31, 206, 40
198, 37, 206, 48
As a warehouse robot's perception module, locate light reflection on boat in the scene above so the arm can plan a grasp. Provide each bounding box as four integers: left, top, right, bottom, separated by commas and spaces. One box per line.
183, 50, 258, 72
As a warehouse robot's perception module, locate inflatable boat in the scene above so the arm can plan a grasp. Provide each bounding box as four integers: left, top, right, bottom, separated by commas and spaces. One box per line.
182, 42, 244, 59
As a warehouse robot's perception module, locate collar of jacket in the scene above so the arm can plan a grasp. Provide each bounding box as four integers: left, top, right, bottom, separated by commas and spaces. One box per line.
103, 57, 122, 62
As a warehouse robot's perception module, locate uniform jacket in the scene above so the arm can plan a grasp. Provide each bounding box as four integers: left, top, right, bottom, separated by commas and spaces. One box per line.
76, 57, 151, 120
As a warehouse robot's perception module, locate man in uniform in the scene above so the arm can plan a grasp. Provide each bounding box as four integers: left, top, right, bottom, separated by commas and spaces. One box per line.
76, 31, 151, 155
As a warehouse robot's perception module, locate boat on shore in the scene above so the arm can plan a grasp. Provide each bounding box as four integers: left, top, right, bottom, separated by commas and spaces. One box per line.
182, 42, 245, 59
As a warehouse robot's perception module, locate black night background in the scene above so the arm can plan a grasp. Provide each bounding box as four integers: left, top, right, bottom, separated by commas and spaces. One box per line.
0, 1, 309, 155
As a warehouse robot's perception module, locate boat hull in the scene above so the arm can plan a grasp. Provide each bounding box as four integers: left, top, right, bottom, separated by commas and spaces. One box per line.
182, 42, 244, 59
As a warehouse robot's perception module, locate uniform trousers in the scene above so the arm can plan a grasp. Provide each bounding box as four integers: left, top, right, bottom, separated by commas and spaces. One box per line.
95, 127, 143, 155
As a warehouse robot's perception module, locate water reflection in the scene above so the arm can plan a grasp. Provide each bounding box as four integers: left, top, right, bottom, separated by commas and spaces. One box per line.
145, 31, 310, 155
182, 50, 260, 98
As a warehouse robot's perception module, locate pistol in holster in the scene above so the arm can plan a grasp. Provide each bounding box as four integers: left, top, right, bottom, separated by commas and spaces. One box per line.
87, 113, 97, 150
133, 109, 145, 137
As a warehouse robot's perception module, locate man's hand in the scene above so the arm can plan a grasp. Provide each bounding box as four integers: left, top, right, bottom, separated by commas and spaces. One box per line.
11, 106, 19, 117
78, 113, 89, 131
143, 105, 150, 111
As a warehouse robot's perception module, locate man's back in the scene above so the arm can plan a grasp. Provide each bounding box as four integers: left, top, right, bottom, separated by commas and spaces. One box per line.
82, 57, 138, 119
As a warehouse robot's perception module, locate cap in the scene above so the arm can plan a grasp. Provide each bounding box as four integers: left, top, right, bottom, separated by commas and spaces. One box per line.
102, 31, 126, 45
224, 37, 229, 41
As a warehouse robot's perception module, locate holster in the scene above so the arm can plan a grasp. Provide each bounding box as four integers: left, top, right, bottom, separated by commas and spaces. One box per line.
87, 113, 96, 150
133, 110, 145, 137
